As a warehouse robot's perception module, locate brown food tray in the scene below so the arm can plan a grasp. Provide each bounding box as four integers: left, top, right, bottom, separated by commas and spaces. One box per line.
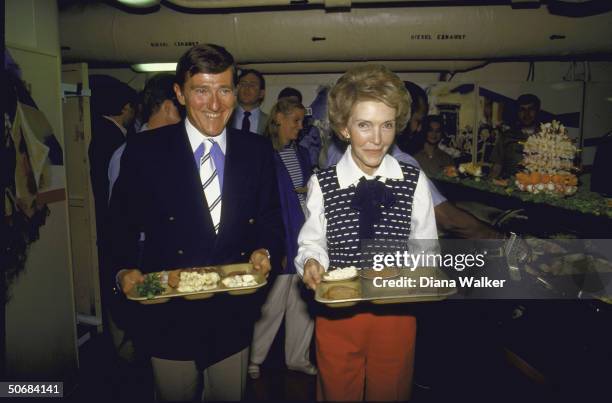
126, 263, 267, 305
315, 267, 456, 308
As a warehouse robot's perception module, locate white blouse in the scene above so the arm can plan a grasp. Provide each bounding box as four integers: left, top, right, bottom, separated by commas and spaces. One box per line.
294, 146, 438, 276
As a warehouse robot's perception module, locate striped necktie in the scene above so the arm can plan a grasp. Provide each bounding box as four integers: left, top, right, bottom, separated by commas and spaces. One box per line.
200, 139, 222, 234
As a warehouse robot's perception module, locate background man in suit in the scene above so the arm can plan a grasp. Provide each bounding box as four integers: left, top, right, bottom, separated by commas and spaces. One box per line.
232, 69, 269, 134
88, 76, 137, 248
108, 44, 284, 401
107, 73, 183, 198
88, 76, 137, 347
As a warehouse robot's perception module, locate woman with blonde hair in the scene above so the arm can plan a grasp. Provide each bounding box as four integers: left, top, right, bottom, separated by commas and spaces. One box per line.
296, 65, 437, 401
248, 97, 317, 379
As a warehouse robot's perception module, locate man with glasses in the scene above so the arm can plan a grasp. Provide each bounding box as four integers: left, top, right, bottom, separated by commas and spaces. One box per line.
232, 69, 268, 134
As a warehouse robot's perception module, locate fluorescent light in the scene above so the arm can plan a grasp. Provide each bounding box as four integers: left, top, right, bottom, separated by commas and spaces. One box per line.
117, 0, 160, 7
132, 63, 177, 72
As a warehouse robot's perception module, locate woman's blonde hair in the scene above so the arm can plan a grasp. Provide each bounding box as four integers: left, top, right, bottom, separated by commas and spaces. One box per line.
264, 98, 306, 151
327, 65, 411, 141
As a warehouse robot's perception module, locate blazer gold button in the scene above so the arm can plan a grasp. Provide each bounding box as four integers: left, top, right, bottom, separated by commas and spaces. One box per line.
240, 251, 246, 256
177, 249, 184, 255
169, 216, 175, 221
248, 218, 255, 224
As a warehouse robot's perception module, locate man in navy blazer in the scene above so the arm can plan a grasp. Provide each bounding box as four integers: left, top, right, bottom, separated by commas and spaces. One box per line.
107, 44, 284, 401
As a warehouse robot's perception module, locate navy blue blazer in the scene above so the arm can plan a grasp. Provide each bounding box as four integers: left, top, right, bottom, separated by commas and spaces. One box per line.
89, 116, 126, 245
106, 122, 284, 366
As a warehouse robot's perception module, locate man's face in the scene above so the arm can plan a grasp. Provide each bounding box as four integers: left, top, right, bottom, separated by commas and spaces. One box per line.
237, 73, 264, 109
426, 121, 442, 145
518, 102, 539, 128
174, 68, 236, 136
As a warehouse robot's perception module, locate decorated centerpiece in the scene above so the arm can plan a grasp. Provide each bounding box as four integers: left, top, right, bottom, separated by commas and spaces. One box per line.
515, 120, 578, 196
442, 162, 485, 179
443, 162, 485, 180
458, 162, 483, 178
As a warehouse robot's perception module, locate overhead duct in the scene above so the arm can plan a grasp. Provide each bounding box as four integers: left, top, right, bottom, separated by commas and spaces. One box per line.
116, 0, 534, 10
163, 0, 476, 7
111, 0, 612, 17
60, 3, 612, 68
131, 60, 488, 73
237, 61, 488, 74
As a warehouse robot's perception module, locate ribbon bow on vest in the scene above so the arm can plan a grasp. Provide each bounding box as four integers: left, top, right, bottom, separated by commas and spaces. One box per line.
351, 176, 396, 240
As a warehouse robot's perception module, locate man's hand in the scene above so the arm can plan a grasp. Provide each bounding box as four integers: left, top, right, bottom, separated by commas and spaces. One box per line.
250, 248, 272, 277
118, 269, 145, 295
303, 258, 325, 290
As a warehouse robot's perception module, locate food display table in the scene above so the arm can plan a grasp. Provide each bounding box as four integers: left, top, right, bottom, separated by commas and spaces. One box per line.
432, 175, 612, 237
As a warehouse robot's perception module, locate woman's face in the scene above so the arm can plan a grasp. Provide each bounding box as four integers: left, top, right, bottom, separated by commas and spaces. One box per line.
342, 100, 396, 176
277, 108, 305, 144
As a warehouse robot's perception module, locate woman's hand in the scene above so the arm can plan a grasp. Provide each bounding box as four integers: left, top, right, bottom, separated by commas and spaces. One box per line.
118, 269, 145, 295
303, 258, 325, 290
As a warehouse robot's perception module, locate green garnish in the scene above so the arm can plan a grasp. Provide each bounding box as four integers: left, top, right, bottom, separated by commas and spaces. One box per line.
433, 174, 612, 218
137, 273, 165, 299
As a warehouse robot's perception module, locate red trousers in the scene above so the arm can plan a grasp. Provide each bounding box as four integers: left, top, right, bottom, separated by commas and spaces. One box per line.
315, 312, 416, 401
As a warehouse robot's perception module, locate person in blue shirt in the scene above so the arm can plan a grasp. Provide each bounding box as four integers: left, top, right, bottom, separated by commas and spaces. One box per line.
232, 69, 268, 134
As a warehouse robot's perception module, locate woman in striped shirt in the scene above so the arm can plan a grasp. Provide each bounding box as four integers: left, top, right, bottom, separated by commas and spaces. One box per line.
248, 98, 317, 378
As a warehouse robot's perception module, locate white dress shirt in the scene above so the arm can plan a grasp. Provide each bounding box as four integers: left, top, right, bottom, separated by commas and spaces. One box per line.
185, 118, 227, 155
294, 145, 438, 276
232, 105, 262, 134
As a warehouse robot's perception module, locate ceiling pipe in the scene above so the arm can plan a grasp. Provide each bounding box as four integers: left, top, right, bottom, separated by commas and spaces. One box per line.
164, 0, 490, 10
60, 3, 612, 65
130, 60, 487, 73
238, 60, 488, 74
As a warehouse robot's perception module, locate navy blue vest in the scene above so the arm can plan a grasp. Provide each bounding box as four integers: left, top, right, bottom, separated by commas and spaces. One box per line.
317, 162, 420, 268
